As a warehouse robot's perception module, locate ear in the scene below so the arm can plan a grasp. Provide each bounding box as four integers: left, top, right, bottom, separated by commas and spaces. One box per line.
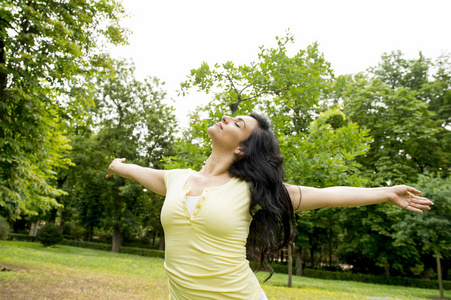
234, 148, 245, 156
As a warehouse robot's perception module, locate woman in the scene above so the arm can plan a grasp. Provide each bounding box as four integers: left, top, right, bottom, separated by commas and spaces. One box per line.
106, 113, 433, 300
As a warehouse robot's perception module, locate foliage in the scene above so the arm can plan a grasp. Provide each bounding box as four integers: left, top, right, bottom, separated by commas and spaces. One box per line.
393, 174, 451, 266
0, 0, 128, 220
0, 215, 10, 240
327, 51, 451, 277
8, 233, 36, 242
337, 204, 414, 277
280, 107, 370, 188
180, 31, 333, 119
62, 58, 176, 251
336, 51, 450, 185
59, 239, 165, 258
338, 76, 441, 185
170, 33, 368, 183
172, 33, 375, 274
302, 268, 451, 290
36, 222, 63, 247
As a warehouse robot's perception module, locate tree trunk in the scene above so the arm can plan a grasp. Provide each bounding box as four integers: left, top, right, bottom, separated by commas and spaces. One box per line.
423, 266, 431, 280
159, 231, 165, 251
384, 264, 390, 277
328, 219, 333, 267
310, 247, 315, 268
287, 247, 293, 288
87, 224, 93, 242
112, 226, 123, 253
436, 248, 444, 299
47, 209, 58, 223
0, 37, 6, 97
423, 254, 435, 280
29, 223, 38, 237
295, 249, 304, 276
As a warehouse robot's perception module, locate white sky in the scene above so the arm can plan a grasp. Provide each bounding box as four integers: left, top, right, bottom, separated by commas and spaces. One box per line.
110, 0, 451, 124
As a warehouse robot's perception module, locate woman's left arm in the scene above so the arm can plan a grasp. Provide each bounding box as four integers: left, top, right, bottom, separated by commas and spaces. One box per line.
285, 184, 433, 213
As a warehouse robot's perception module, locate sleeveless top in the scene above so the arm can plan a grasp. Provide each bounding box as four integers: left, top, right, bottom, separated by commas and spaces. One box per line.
161, 169, 261, 300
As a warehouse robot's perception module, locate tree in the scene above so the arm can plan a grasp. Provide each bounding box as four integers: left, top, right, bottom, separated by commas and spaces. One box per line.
172, 33, 371, 279
63, 133, 107, 241
331, 51, 451, 277
0, 0, 128, 220
92, 58, 176, 252
394, 174, 451, 299
338, 73, 445, 186
172, 32, 335, 169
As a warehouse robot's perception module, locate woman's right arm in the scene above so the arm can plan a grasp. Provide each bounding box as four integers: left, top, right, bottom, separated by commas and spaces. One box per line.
106, 158, 166, 196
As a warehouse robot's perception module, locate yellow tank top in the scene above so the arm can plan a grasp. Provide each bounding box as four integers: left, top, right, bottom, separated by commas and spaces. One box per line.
161, 169, 261, 300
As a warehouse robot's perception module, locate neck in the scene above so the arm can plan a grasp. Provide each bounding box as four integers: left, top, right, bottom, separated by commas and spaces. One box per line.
200, 146, 235, 177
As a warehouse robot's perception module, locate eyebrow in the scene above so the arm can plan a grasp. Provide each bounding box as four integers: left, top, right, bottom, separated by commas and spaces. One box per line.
237, 117, 246, 129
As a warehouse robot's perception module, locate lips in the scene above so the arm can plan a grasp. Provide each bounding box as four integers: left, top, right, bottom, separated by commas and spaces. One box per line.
215, 123, 223, 130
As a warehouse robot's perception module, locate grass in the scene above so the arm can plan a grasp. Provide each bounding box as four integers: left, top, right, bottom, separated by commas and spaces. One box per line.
0, 241, 448, 300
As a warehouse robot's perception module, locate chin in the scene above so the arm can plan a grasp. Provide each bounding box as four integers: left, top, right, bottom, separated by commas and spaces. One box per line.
207, 126, 215, 138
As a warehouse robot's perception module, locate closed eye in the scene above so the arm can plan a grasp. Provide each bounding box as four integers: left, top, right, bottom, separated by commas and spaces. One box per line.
235, 122, 240, 128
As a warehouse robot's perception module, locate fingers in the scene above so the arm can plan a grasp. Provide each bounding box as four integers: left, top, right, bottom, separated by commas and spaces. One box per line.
406, 206, 424, 214
411, 203, 432, 211
407, 186, 421, 195
412, 195, 434, 206
106, 158, 126, 179
408, 195, 434, 213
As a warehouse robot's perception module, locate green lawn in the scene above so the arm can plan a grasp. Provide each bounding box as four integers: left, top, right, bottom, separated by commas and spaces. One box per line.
0, 241, 448, 299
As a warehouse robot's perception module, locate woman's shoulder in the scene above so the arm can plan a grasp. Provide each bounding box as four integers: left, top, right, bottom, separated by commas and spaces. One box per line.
164, 168, 195, 185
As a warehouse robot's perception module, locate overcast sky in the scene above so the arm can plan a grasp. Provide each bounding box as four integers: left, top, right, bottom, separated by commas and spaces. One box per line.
109, 0, 451, 123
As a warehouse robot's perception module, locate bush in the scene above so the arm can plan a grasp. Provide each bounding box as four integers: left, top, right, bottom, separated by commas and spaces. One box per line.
59, 240, 165, 259
60, 239, 111, 251
120, 246, 165, 259
36, 223, 63, 247
8, 233, 36, 242
0, 216, 10, 240
302, 268, 451, 290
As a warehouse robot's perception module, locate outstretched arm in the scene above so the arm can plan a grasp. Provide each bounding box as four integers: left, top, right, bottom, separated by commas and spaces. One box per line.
285, 184, 433, 213
106, 158, 166, 196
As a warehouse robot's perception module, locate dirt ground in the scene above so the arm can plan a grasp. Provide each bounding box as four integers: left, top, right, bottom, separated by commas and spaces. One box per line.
0, 263, 168, 300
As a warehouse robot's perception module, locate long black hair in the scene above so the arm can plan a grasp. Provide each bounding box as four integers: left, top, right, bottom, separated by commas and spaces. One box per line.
228, 112, 295, 280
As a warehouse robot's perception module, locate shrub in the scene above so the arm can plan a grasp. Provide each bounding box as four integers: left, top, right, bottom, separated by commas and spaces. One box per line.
36, 223, 63, 247
60, 239, 111, 251
0, 216, 10, 240
120, 246, 165, 259
8, 233, 36, 242
302, 268, 451, 290
59, 240, 165, 259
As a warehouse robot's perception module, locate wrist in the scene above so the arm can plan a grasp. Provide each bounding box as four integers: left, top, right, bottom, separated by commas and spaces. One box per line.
385, 186, 399, 204
376, 186, 394, 204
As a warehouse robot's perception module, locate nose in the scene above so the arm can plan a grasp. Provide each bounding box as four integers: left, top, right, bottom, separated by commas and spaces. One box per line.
222, 116, 230, 123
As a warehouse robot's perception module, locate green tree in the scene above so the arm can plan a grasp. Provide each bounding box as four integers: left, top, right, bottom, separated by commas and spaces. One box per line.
92, 58, 176, 252
172, 32, 335, 169
332, 51, 451, 277
63, 132, 107, 241
0, 0, 128, 220
172, 33, 371, 277
338, 73, 443, 185
394, 174, 451, 298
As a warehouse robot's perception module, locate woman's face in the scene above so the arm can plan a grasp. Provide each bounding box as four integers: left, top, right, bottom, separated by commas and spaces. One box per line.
208, 115, 259, 153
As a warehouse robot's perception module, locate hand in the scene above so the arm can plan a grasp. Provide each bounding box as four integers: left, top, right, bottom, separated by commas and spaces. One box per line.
389, 185, 434, 214
106, 158, 126, 178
